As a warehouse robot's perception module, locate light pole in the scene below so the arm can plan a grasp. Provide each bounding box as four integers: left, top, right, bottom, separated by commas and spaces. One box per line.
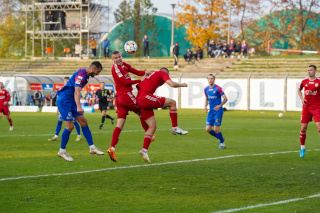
227, 0, 231, 44
170, 4, 176, 57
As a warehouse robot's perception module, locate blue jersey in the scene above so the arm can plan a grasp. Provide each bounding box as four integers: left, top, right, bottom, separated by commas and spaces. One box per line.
57, 69, 89, 101
204, 84, 224, 111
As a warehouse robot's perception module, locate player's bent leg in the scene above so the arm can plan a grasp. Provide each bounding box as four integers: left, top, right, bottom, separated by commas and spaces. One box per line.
163, 98, 188, 135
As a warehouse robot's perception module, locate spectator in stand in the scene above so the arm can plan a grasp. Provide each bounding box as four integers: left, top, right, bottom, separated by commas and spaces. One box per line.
88, 37, 97, 59
241, 40, 248, 58
183, 48, 193, 62
235, 41, 242, 58
46, 11, 55, 30
102, 37, 110, 59
142, 35, 150, 59
60, 10, 66, 30
221, 41, 229, 58
227, 39, 236, 58
194, 46, 203, 60
173, 42, 179, 68
208, 41, 216, 58
34, 89, 43, 107
214, 41, 223, 58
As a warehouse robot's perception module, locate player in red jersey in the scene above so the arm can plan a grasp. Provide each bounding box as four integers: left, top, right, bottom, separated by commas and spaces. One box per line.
107, 50, 151, 162
297, 65, 320, 158
136, 67, 188, 163
0, 82, 13, 130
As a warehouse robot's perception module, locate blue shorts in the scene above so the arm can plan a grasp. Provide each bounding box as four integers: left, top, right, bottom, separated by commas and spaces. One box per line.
206, 108, 223, 126
57, 96, 83, 121
58, 113, 77, 122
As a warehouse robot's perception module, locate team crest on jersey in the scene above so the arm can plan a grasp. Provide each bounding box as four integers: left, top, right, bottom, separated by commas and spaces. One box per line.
316, 83, 319, 87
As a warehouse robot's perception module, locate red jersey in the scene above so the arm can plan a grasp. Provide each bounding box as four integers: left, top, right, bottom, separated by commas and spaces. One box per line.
299, 77, 320, 109
137, 71, 171, 95
0, 89, 10, 106
111, 62, 145, 95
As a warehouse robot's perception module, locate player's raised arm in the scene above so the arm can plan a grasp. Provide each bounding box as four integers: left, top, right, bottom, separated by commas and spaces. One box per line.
166, 79, 188, 88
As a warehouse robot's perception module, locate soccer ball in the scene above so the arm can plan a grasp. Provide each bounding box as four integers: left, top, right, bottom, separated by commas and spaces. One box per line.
124, 41, 138, 54
278, 113, 283, 118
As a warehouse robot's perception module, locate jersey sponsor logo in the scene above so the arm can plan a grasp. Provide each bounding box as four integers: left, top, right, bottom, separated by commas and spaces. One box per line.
306, 90, 318, 95
309, 82, 314, 84
207, 95, 217, 99
124, 73, 130, 79
209, 88, 213, 91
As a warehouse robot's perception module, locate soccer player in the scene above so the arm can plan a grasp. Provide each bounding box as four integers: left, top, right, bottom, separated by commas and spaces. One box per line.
136, 67, 188, 163
95, 82, 114, 129
106, 50, 151, 163
56, 61, 104, 162
0, 82, 13, 130
48, 77, 82, 142
297, 65, 320, 158
204, 74, 228, 149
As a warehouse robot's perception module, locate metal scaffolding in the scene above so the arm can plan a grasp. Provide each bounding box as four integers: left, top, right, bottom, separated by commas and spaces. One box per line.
23, 0, 109, 58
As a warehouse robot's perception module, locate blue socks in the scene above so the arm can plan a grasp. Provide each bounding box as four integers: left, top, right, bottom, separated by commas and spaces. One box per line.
73, 121, 81, 135
81, 125, 93, 146
55, 120, 63, 136
209, 130, 224, 143
60, 128, 71, 149
209, 130, 217, 137
216, 131, 224, 143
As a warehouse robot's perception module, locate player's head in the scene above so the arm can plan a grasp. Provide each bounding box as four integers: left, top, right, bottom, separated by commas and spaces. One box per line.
0, 82, 3, 90
100, 82, 105, 89
308, 65, 317, 77
111, 50, 122, 66
88, 61, 103, 77
207, 74, 215, 85
160, 67, 169, 74
63, 76, 69, 85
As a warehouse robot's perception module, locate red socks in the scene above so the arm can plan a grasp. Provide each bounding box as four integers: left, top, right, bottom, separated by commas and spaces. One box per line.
169, 109, 178, 127
143, 134, 152, 150
7, 118, 12, 126
140, 117, 149, 132
300, 131, 306, 145
111, 127, 122, 148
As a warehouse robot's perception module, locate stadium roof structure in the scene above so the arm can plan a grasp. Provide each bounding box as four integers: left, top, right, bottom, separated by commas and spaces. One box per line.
100, 14, 192, 57
236, 9, 320, 52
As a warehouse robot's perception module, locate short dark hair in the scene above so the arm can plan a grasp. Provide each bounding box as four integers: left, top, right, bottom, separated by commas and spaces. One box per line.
111, 50, 120, 56
207, 74, 215, 79
309, 65, 317, 70
160, 67, 169, 73
90, 61, 103, 70
64, 77, 69, 80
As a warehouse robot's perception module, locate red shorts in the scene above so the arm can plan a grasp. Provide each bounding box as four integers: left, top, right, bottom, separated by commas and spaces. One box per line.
0, 105, 10, 115
301, 107, 320, 123
137, 94, 166, 120
115, 92, 139, 119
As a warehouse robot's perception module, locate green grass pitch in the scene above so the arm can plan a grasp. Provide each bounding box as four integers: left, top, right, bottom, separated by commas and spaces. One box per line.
0, 109, 320, 212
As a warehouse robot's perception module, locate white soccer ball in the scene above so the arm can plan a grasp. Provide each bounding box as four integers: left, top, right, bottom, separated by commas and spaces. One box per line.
93, 104, 99, 110
278, 113, 283, 118
124, 41, 138, 54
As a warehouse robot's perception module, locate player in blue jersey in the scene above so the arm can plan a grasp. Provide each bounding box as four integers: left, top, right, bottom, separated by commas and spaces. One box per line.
48, 77, 82, 142
56, 61, 104, 162
204, 74, 228, 149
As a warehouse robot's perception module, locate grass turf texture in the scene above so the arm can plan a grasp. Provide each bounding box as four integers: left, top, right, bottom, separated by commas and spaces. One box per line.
0, 110, 320, 213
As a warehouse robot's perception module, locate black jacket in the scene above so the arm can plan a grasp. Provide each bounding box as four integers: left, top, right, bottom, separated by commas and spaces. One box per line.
173, 46, 179, 55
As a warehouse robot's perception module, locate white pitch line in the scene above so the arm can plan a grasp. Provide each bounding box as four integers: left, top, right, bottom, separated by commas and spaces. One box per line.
0, 127, 302, 138
212, 193, 320, 213
1, 149, 319, 182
